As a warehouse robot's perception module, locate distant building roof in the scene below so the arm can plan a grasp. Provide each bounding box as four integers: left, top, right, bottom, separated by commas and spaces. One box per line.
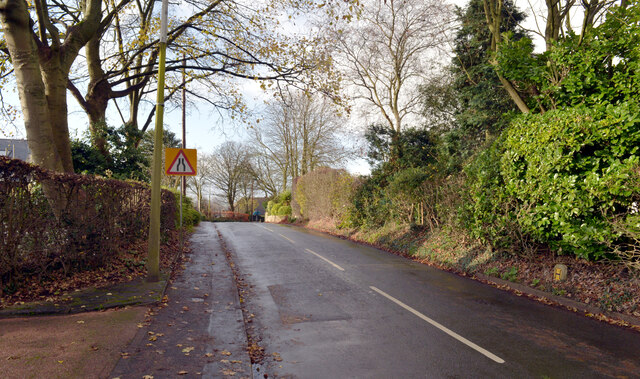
0, 139, 31, 162
255, 197, 267, 215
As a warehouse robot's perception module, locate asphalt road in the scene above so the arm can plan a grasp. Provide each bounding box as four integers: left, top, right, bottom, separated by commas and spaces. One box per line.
216, 222, 640, 379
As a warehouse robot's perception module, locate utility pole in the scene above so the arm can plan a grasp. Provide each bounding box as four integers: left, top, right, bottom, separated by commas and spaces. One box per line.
147, 0, 169, 282
181, 53, 187, 198
179, 53, 187, 254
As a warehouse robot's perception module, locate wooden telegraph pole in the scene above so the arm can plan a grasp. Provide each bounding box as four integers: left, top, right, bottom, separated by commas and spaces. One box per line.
180, 53, 187, 253
182, 53, 187, 198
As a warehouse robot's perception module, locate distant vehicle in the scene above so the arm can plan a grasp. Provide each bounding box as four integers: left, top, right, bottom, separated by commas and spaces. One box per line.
252, 210, 264, 222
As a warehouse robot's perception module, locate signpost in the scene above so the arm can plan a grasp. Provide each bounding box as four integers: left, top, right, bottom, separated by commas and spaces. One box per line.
165, 148, 197, 176
166, 148, 197, 258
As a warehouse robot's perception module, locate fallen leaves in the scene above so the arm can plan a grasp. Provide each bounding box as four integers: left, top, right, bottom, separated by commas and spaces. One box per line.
182, 346, 195, 354
221, 350, 232, 356
0, 230, 187, 309
147, 331, 164, 342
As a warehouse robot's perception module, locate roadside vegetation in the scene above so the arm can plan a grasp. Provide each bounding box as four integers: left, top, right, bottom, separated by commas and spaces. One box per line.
289, 0, 640, 322
1, 0, 638, 325
0, 157, 200, 307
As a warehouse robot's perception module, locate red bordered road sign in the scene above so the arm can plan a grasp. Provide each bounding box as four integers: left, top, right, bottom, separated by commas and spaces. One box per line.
165, 148, 197, 176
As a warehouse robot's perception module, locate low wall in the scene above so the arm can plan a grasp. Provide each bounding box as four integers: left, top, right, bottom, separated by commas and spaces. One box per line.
265, 214, 287, 223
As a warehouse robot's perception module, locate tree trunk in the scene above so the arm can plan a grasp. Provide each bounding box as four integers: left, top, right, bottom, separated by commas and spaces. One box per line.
483, 0, 530, 114
40, 55, 75, 172
2, 0, 104, 173
545, 0, 562, 50
85, 32, 111, 158
0, 1, 64, 172
497, 74, 530, 114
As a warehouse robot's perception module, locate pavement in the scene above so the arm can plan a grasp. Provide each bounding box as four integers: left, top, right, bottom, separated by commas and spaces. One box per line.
0, 222, 253, 378
110, 222, 252, 378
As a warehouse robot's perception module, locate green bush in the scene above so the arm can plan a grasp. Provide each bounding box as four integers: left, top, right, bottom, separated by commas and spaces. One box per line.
387, 168, 431, 224
267, 190, 291, 216
277, 205, 292, 216
348, 171, 391, 229
502, 104, 640, 259
461, 137, 519, 250
464, 103, 640, 260
170, 189, 201, 229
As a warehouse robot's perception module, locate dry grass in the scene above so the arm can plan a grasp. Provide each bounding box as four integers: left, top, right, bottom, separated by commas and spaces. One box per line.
301, 218, 640, 320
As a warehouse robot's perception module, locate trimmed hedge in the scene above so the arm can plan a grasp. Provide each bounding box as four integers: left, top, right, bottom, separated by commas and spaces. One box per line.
0, 157, 177, 294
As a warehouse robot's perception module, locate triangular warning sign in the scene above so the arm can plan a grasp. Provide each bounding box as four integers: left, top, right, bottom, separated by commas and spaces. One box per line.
166, 150, 196, 175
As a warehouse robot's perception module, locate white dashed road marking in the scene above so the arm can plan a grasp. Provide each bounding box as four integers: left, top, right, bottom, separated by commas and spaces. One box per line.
369, 286, 505, 364
305, 249, 345, 271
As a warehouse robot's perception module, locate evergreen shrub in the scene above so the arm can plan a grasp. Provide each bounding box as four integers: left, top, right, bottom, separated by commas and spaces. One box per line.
465, 103, 640, 260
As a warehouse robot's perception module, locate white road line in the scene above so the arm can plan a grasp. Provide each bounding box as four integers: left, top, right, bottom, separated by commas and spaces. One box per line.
258, 225, 274, 232
279, 234, 295, 244
369, 286, 505, 364
305, 249, 345, 271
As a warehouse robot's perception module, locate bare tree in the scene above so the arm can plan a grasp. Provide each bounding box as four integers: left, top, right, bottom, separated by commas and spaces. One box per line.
331, 0, 454, 135
0, 0, 353, 173
69, 0, 339, 154
188, 152, 217, 212
251, 89, 352, 191
250, 149, 283, 198
209, 141, 250, 212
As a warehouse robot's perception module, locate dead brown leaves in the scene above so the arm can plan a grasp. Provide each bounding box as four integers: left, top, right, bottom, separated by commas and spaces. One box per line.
0, 230, 189, 308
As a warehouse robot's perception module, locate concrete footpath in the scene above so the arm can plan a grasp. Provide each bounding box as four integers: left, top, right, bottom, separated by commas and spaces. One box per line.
110, 222, 252, 378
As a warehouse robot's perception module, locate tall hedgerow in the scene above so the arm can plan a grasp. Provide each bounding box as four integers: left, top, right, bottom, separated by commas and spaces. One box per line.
464, 103, 640, 260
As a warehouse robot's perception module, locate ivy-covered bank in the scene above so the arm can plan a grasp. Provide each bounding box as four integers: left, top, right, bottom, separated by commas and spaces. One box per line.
262, 1, 640, 327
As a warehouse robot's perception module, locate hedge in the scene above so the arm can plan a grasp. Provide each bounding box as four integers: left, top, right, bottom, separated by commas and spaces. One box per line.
0, 157, 177, 294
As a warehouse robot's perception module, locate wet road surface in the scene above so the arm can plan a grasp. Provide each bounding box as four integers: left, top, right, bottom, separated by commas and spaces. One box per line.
216, 222, 640, 379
